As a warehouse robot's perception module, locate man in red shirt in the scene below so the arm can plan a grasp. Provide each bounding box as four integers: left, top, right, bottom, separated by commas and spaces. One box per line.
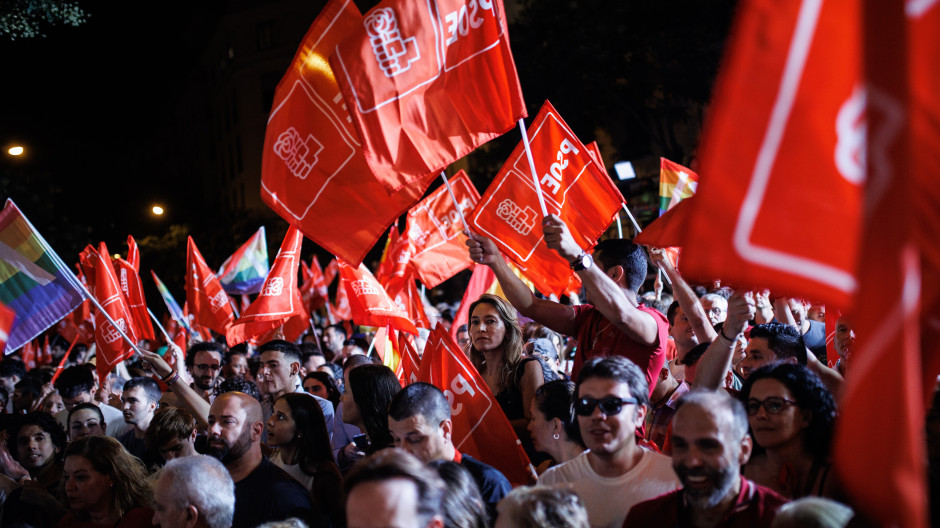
624, 390, 788, 527
467, 215, 668, 394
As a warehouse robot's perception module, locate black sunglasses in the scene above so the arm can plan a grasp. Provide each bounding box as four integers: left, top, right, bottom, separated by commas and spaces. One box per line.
746, 397, 799, 416
574, 396, 638, 416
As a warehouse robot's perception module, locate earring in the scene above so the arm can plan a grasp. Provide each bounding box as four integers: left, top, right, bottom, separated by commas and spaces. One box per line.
553, 433, 560, 440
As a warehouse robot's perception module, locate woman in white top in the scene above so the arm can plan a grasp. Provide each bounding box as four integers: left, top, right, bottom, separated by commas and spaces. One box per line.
267, 392, 344, 526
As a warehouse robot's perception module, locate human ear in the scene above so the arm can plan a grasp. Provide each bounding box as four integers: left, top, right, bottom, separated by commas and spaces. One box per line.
739, 434, 753, 465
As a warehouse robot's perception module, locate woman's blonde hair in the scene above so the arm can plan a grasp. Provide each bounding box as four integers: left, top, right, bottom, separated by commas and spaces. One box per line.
467, 294, 524, 392
62, 436, 151, 520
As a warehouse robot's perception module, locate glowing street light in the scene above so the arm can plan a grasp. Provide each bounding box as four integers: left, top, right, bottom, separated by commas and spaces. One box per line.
7, 146, 24, 156
152, 205, 164, 216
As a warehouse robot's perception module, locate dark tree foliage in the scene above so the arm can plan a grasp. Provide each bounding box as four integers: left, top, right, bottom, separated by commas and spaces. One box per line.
0, 0, 88, 40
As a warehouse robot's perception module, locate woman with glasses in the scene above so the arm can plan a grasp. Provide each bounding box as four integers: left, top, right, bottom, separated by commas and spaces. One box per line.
468, 294, 546, 462
741, 362, 838, 499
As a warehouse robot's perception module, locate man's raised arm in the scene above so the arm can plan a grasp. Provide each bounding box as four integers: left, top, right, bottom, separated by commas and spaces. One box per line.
466, 233, 578, 336
694, 291, 754, 391
649, 247, 717, 344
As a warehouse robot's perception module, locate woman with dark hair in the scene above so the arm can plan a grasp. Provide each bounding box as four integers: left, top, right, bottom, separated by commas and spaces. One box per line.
526, 380, 585, 473
468, 294, 545, 459
428, 461, 488, 528
741, 362, 838, 499
303, 371, 342, 409
267, 392, 344, 527
342, 364, 401, 454
59, 435, 153, 526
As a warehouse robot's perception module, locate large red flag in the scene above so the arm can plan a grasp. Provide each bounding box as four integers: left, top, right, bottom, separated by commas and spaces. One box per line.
468, 101, 624, 296
330, 0, 526, 192
337, 260, 418, 335
398, 331, 421, 386
112, 258, 155, 341
634, 195, 697, 250
185, 237, 235, 336
227, 227, 308, 346
678, 0, 863, 305
375, 225, 414, 295
418, 325, 534, 486
332, 274, 352, 322
79, 243, 139, 380
405, 170, 480, 288
260, 0, 428, 267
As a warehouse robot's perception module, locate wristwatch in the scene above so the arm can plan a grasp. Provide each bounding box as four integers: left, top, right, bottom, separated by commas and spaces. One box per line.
570, 251, 593, 271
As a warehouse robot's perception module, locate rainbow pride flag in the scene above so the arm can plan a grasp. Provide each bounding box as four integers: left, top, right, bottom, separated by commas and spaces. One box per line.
218, 227, 269, 295
0, 200, 85, 354
151, 270, 190, 332
659, 158, 700, 216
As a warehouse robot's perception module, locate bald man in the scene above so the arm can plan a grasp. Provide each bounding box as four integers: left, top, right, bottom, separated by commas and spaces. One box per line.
207, 392, 313, 528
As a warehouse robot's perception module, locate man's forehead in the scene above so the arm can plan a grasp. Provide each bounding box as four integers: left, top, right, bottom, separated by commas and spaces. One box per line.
210, 398, 247, 418
578, 376, 629, 396
195, 350, 222, 363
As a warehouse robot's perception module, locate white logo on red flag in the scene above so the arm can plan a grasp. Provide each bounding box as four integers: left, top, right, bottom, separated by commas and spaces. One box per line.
274, 127, 323, 180
101, 318, 126, 344
119, 268, 128, 295
365, 8, 420, 78
496, 199, 536, 235
209, 290, 228, 312
260, 277, 284, 297
351, 279, 379, 297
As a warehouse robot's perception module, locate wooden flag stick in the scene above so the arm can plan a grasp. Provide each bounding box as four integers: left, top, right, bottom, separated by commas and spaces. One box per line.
518, 118, 548, 217
440, 172, 474, 240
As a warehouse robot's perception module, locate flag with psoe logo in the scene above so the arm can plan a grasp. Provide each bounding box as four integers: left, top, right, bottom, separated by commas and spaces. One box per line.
227, 227, 308, 346
260, 0, 428, 267
331, 0, 526, 192
468, 100, 624, 296
185, 237, 235, 336
417, 324, 535, 486
338, 260, 418, 335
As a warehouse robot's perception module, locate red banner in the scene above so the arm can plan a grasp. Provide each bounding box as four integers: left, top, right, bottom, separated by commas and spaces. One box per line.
375, 225, 414, 295
301, 258, 330, 313
126, 235, 140, 272
79, 243, 139, 380
405, 170, 480, 288
332, 275, 352, 322
112, 258, 155, 341
260, 0, 428, 266
338, 260, 418, 335
185, 237, 235, 336
468, 101, 624, 296
398, 331, 421, 386
227, 227, 308, 346
417, 325, 534, 486
330, 0, 526, 191
389, 278, 431, 330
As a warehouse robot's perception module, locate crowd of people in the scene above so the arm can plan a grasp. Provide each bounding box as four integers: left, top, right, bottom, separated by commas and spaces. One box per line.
0, 213, 930, 528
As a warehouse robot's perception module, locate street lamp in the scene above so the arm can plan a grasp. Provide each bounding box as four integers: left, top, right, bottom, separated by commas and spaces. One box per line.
7, 146, 24, 156
152, 205, 164, 216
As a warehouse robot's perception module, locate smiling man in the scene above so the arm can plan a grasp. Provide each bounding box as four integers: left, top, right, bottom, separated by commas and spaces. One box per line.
624, 391, 788, 527
538, 356, 679, 528
186, 342, 227, 402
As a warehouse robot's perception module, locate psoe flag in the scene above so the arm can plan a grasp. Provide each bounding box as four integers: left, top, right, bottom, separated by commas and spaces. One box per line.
331, 0, 527, 192
0, 199, 85, 354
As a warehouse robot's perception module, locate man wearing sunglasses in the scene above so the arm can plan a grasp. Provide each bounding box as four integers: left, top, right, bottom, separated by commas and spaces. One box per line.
539, 357, 679, 528
624, 391, 788, 527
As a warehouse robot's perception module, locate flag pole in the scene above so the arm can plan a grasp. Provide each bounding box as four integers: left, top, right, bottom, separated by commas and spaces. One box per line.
616, 214, 623, 238
308, 317, 325, 355
148, 308, 173, 344
439, 172, 474, 239
50, 335, 80, 384
518, 119, 549, 217
620, 203, 672, 286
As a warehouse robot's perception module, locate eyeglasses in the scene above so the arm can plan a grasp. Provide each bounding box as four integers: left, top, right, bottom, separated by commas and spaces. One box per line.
574, 396, 638, 416
194, 363, 221, 372
746, 397, 800, 416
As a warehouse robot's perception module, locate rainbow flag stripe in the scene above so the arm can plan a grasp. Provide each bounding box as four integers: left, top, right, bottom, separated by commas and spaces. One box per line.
0, 200, 84, 354
659, 158, 700, 216
218, 227, 269, 295
151, 270, 189, 332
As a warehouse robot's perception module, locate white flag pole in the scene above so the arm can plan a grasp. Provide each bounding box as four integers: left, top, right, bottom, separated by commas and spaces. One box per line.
616, 214, 623, 239
439, 172, 474, 240
148, 308, 173, 344
518, 119, 548, 217
620, 203, 672, 286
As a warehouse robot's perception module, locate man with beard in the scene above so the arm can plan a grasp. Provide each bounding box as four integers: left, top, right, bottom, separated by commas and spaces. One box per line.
623, 391, 788, 527
207, 391, 313, 528
538, 357, 679, 528
257, 340, 334, 443
186, 342, 227, 402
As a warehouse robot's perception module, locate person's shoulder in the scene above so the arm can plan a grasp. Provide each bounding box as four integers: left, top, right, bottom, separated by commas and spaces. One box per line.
118, 507, 155, 527
746, 478, 790, 508
460, 454, 510, 487
636, 449, 681, 482
639, 303, 669, 325
538, 451, 587, 484
622, 490, 680, 526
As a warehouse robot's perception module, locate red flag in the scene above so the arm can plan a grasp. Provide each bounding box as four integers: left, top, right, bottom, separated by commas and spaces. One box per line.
330, 0, 527, 192
126, 235, 140, 272
79, 243, 139, 380
468, 101, 624, 296
185, 237, 235, 336
634, 195, 697, 250
301, 258, 330, 313
0, 302, 16, 353
405, 170, 480, 288
324, 258, 339, 287
389, 278, 431, 330
227, 227, 309, 346
112, 258, 156, 341
375, 225, 414, 294
337, 260, 418, 335
678, 0, 862, 306
332, 275, 353, 322
824, 307, 840, 369
20, 340, 36, 370
398, 331, 421, 386
418, 325, 534, 486
260, 0, 428, 266
449, 264, 495, 343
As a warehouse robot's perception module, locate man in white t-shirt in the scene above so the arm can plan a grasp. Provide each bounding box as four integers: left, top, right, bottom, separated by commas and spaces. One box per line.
539, 356, 680, 528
